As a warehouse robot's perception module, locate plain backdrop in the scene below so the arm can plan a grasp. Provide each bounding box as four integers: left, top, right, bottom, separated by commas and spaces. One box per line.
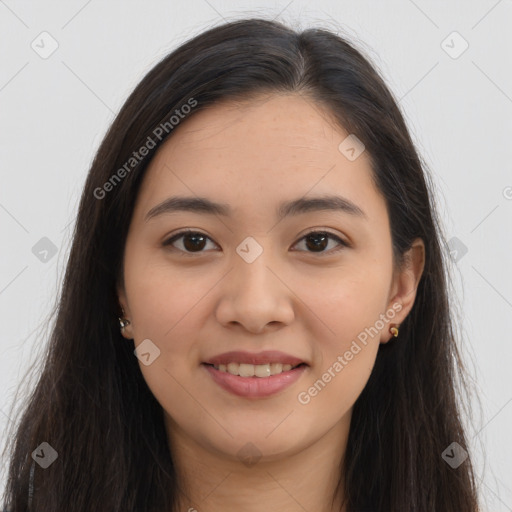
1, 1, 511, 510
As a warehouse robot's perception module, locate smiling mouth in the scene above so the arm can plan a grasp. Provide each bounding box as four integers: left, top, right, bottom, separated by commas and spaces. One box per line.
203, 362, 306, 378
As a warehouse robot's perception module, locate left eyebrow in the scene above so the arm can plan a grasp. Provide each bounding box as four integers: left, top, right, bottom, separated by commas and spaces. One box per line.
144, 194, 368, 222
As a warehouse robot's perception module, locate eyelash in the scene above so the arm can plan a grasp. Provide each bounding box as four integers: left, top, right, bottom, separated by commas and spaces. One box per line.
162, 229, 349, 257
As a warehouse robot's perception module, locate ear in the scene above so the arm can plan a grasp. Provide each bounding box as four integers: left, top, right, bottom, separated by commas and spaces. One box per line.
117, 283, 134, 340
381, 238, 425, 343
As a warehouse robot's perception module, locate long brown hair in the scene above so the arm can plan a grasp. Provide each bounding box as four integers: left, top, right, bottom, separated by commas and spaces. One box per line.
1, 18, 481, 511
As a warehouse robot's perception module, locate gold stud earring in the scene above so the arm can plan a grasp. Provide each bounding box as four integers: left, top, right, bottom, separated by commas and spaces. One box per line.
389, 325, 399, 338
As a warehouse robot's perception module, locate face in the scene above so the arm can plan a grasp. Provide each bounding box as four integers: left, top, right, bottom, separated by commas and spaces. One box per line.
118, 93, 424, 464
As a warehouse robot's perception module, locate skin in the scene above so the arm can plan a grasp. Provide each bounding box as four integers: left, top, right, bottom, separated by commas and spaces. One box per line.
117, 92, 425, 512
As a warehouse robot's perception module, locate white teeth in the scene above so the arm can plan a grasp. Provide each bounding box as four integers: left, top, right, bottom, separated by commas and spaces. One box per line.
270, 363, 283, 374
214, 362, 299, 377
238, 363, 255, 377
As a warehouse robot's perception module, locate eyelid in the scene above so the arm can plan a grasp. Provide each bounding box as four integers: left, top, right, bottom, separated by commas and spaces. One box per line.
162, 228, 350, 255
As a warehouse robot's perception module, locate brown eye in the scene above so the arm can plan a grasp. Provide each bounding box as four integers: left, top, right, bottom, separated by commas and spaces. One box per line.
305, 232, 329, 252
292, 231, 348, 254
163, 230, 217, 255
182, 232, 207, 251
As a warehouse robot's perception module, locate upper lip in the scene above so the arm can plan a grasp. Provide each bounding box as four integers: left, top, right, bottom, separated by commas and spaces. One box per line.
203, 350, 307, 367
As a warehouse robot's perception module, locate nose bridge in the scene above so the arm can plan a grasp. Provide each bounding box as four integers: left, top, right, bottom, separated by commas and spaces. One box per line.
216, 237, 294, 331
232, 237, 280, 300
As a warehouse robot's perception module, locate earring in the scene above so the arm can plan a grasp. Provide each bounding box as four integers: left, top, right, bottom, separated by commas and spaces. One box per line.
389, 325, 399, 338
119, 317, 131, 330
119, 307, 131, 332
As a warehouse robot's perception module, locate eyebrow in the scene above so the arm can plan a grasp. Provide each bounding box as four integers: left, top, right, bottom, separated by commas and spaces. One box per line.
145, 194, 367, 222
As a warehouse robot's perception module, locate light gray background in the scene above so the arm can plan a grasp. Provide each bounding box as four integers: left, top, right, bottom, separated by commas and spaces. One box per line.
1, 1, 511, 510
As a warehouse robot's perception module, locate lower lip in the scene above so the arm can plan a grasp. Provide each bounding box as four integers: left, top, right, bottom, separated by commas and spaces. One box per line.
202, 363, 308, 398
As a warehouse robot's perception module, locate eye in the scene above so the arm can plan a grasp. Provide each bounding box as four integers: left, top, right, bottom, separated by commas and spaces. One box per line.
291, 230, 349, 255
162, 229, 349, 256
162, 230, 218, 255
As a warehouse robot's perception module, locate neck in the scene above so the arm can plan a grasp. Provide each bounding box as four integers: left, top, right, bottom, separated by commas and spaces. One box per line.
166, 414, 350, 512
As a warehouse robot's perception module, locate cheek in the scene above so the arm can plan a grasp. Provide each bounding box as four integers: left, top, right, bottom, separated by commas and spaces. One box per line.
125, 264, 206, 414
296, 265, 387, 402
299, 265, 390, 341
124, 255, 210, 338
299, 277, 383, 414
302, 345, 377, 418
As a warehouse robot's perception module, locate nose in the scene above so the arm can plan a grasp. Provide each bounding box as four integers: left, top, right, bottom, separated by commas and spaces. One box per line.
215, 249, 295, 334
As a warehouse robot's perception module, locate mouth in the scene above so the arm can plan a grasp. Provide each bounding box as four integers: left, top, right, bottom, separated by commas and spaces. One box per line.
201, 350, 309, 397
201, 359, 308, 398
203, 361, 307, 378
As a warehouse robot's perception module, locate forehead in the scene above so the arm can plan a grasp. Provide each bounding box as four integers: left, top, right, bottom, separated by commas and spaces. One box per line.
163, 93, 345, 159
134, 93, 386, 225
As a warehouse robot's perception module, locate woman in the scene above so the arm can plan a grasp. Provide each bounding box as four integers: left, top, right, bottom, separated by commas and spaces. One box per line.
1, 18, 481, 511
